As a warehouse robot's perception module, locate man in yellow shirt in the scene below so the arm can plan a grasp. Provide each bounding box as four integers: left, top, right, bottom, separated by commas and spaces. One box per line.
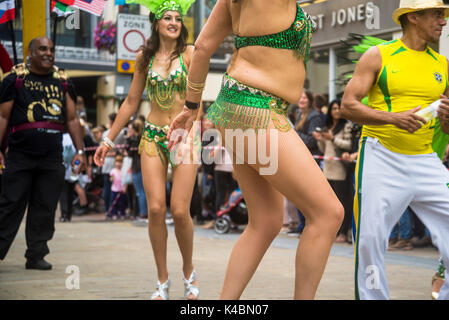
342, 0, 449, 300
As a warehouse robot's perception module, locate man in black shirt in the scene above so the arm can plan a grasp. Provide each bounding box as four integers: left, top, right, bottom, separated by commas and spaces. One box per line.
0, 37, 86, 270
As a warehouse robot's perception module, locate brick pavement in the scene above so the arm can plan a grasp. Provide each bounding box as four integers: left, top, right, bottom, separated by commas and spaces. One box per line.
0, 213, 440, 300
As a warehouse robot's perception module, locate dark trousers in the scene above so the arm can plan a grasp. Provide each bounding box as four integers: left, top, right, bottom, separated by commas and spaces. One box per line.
190, 177, 202, 221
108, 191, 127, 217
59, 180, 76, 221
102, 174, 112, 212
214, 171, 237, 214
0, 150, 64, 260
329, 178, 353, 236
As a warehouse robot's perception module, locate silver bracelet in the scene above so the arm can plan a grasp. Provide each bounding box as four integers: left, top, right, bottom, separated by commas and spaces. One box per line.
103, 137, 115, 149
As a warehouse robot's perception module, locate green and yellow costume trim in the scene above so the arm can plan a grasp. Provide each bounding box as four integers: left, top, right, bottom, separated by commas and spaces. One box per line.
139, 121, 173, 166
207, 74, 291, 132
234, 2, 316, 63
146, 54, 187, 111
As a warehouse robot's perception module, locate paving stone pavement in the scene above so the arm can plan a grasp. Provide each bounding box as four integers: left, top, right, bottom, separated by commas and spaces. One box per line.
0, 213, 441, 300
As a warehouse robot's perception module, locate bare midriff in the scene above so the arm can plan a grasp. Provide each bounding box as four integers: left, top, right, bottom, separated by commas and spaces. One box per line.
227, 46, 305, 104
227, 0, 306, 103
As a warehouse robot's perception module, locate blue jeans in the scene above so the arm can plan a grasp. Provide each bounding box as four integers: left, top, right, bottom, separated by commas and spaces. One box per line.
296, 209, 306, 234
390, 207, 412, 240
132, 172, 147, 217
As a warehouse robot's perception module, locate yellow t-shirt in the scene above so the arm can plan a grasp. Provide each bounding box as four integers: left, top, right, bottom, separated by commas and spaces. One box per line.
362, 39, 448, 155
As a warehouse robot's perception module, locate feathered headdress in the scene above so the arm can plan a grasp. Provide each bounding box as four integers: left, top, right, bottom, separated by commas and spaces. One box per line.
126, 0, 195, 20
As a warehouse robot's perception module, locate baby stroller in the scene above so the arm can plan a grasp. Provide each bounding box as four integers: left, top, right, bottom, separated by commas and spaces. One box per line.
214, 188, 248, 234
72, 166, 104, 215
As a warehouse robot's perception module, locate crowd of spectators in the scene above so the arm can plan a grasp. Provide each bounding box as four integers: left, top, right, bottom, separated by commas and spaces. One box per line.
63, 93, 448, 251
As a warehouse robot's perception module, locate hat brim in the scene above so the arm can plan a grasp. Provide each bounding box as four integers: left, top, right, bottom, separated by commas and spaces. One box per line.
393, 6, 449, 25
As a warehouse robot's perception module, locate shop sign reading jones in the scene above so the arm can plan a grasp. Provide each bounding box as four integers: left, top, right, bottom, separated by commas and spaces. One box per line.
303, 0, 401, 47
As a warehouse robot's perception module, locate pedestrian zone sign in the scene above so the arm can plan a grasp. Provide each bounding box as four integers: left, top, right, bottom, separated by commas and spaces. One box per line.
116, 13, 151, 74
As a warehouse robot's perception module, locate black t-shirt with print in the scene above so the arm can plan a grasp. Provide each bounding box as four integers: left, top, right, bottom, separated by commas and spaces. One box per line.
0, 71, 76, 155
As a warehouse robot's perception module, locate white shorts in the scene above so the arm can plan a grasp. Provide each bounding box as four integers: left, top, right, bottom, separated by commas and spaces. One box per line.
353, 137, 449, 300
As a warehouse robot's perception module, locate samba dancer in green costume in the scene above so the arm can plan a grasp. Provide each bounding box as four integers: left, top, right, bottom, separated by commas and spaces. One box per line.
94, 0, 200, 300
168, 0, 344, 299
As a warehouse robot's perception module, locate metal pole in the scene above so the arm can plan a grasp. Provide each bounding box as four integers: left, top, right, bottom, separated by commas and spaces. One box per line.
199, 0, 205, 30
46, 0, 51, 39
8, 20, 18, 64
329, 47, 337, 102
52, 17, 58, 46
194, 0, 205, 39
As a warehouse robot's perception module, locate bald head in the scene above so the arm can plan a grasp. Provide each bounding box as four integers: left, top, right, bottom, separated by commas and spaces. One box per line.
28, 37, 53, 55
28, 37, 55, 74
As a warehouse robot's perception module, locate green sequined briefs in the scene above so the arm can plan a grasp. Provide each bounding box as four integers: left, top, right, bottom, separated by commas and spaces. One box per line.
139, 121, 174, 166
207, 74, 291, 132
234, 3, 316, 63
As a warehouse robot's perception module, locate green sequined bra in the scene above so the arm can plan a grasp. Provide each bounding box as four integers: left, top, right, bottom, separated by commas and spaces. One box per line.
234, 3, 316, 63
146, 54, 187, 110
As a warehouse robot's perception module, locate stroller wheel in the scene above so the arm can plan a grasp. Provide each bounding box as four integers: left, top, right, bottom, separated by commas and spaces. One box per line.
214, 217, 230, 234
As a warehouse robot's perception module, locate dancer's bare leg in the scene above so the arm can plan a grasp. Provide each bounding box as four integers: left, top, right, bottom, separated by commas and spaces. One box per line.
141, 152, 169, 299
257, 126, 343, 299
219, 116, 343, 299
219, 162, 285, 299
171, 162, 198, 298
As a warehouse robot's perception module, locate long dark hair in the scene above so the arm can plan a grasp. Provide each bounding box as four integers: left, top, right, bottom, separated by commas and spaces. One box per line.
325, 99, 346, 135
295, 90, 314, 131
138, 12, 189, 71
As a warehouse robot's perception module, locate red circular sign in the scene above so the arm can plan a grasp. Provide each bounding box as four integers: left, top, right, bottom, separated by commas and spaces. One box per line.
122, 30, 146, 53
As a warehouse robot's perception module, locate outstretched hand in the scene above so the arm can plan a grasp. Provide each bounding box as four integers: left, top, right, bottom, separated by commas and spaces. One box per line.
94, 143, 110, 167
167, 106, 198, 151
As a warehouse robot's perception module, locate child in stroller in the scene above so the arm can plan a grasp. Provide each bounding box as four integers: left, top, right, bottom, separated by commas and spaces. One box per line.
214, 187, 248, 234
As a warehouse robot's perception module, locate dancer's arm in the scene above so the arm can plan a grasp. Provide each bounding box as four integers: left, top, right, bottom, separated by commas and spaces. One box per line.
184, 45, 205, 123
94, 52, 147, 167
341, 46, 425, 133
168, 0, 232, 149
437, 60, 449, 134
186, 0, 232, 103
105, 52, 147, 143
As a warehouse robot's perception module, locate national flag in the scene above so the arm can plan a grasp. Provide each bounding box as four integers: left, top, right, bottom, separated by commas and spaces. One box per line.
0, 0, 15, 24
73, 0, 107, 16
51, 0, 75, 17
57, 0, 76, 5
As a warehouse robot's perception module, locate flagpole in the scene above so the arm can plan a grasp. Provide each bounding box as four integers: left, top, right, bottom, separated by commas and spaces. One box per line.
52, 15, 58, 46
8, 20, 17, 65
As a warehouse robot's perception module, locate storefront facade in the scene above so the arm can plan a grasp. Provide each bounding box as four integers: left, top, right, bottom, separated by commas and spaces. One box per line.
303, 0, 402, 100
302, 0, 449, 101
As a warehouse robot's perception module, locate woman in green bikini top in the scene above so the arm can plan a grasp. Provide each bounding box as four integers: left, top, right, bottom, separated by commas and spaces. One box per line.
94, 0, 201, 301
169, 0, 344, 301
141, 53, 188, 164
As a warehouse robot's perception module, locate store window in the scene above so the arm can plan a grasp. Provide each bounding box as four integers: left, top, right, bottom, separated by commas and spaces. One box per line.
306, 33, 393, 99
118, 4, 140, 14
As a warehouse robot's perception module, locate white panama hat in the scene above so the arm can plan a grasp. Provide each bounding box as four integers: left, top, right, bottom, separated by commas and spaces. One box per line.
392, 0, 449, 25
